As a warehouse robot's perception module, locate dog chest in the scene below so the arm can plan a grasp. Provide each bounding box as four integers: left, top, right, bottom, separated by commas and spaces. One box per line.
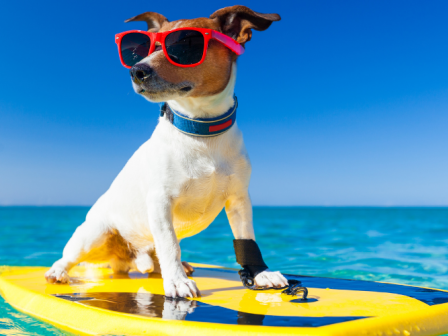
176, 161, 233, 208
170, 156, 246, 238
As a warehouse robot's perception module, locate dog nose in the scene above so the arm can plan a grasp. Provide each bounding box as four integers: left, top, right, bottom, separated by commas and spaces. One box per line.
130, 64, 153, 84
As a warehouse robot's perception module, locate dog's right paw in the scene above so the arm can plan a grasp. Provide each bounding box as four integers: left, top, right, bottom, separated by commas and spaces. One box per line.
45, 267, 70, 284
163, 276, 200, 298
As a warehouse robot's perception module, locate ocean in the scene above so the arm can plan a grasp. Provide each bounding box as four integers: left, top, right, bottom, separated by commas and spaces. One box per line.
1, 206, 447, 335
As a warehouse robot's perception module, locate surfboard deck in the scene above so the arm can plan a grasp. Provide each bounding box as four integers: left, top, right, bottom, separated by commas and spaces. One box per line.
1, 264, 448, 335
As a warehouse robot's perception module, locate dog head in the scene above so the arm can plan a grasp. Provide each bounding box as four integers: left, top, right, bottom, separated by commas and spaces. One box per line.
125, 6, 280, 102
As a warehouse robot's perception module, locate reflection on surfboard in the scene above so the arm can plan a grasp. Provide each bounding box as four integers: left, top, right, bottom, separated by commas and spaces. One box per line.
53, 292, 365, 327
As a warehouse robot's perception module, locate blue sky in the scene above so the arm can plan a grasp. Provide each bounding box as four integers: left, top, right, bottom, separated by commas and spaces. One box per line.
1, 0, 447, 206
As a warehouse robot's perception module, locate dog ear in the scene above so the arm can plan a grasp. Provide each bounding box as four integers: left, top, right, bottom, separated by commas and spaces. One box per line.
210, 5, 280, 45
125, 12, 169, 32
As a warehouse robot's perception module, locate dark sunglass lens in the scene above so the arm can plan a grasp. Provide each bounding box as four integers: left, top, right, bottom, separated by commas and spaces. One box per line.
120, 33, 151, 67
165, 30, 204, 65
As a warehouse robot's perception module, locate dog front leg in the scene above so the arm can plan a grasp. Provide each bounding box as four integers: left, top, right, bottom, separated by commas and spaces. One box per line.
147, 194, 200, 298
225, 193, 288, 288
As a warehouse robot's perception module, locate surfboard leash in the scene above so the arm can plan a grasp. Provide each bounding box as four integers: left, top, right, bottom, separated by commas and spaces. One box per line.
233, 238, 309, 300
238, 266, 309, 299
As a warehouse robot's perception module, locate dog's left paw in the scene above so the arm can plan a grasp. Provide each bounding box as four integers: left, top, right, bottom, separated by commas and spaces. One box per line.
254, 270, 288, 288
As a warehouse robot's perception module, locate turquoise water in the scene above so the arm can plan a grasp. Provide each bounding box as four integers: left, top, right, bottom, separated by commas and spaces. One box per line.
1, 206, 448, 335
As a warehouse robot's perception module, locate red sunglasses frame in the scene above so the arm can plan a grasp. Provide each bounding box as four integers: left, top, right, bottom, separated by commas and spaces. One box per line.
115, 27, 245, 69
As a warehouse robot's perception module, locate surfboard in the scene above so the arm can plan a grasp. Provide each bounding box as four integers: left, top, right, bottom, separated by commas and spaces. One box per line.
1, 264, 448, 335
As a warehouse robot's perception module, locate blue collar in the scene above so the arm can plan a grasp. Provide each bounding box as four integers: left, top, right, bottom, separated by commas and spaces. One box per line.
160, 97, 237, 137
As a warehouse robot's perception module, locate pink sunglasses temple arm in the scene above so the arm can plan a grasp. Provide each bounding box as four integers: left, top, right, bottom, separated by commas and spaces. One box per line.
211, 31, 245, 56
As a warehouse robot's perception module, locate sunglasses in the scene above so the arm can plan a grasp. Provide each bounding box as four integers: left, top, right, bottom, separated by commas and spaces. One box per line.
115, 27, 245, 69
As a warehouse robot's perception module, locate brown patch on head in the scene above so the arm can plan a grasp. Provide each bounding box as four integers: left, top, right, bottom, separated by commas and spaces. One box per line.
160, 17, 220, 32
125, 7, 280, 101
150, 17, 233, 98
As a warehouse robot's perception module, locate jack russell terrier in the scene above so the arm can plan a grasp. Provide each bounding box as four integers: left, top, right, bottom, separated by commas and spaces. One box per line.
46, 5, 288, 298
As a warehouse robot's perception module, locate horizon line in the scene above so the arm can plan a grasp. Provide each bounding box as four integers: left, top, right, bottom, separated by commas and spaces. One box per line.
1, 205, 447, 208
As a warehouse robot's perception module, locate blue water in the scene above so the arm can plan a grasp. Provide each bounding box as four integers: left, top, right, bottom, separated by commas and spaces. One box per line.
1, 206, 448, 335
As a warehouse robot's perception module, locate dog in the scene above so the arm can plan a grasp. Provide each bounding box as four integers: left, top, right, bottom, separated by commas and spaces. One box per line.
45, 5, 288, 298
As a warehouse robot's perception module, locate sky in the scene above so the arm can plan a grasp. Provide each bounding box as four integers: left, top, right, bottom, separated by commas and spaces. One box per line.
0, 0, 447, 206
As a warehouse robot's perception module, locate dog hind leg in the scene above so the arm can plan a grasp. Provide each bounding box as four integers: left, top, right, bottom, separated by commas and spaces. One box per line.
110, 257, 131, 274
45, 221, 108, 284
181, 262, 194, 276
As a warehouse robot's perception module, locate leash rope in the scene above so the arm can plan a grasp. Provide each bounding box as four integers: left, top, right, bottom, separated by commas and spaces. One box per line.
238, 266, 309, 300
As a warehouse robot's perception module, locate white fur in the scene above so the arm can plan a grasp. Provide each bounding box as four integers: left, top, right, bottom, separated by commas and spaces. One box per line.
45, 63, 288, 297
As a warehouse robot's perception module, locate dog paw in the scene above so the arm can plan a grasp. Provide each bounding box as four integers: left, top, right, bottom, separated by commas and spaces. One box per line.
164, 276, 200, 298
45, 267, 70, 284
181, 261, 194, 276
254, 270, 288, 288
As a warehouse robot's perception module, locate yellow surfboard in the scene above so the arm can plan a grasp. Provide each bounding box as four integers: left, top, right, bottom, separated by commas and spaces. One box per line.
1, 264, 448, 335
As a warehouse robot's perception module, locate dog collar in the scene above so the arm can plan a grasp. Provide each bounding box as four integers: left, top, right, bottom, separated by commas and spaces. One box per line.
160, 97, 237, 137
